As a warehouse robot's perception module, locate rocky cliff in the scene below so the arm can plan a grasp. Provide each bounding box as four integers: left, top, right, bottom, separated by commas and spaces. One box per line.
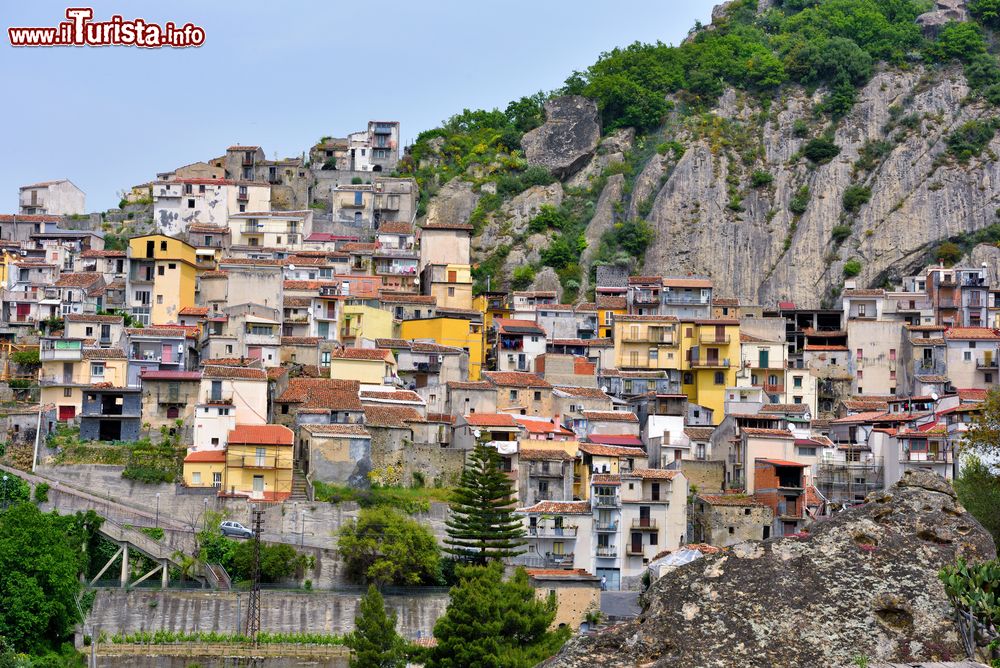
540, 470, 996, 668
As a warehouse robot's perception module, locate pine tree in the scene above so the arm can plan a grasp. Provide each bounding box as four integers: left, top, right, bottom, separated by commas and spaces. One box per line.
444, 441, 526, 564
427, 563, 569, 668
344, 585, 407, 668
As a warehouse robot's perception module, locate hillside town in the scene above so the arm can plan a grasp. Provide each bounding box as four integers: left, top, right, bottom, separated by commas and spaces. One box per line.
0, 120, 994, 616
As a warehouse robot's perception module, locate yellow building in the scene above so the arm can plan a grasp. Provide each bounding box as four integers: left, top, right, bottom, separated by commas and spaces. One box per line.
340, 303, 395, 346
329, 348, 397, 385
222, 424, 294, 501
474, 291, 510, 333
182, 450, 225, 489
525, 569, 601, 630
597, 295, 627, 339
612, 314, 681, 371
39, 338, 129, 421
400, 315, 484, 380
424, 263, 474, 311
128, 234, 197, 325
678, 319, 740, 423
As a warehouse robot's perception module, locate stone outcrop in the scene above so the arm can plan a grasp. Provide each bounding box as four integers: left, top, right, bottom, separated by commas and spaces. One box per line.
567, 128, 636, 189
472, 183, 564, 256
643, 65, 1000, 307
522, 96, 601, 179
424, 178, 479, 228
917, 0, 969, 35
543, 470, 996, 668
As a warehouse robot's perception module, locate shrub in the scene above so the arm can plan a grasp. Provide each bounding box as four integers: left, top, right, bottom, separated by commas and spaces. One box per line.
802, 138, 840, 164
351, 176, 363, 184
792, 119, 810, 138
789, 186, 810, 215
337, 507, 440, 586
527, 205, 570, 233
11, 349, 39, 366
946, 119, 1000, 163
842, 185, 872, 213
843, 259, 862, 277
935, 241, 963, 266
831, 225, 852, 242
511, 265, 536, 290
750, 170, 774, 188
32, 482, 49, 504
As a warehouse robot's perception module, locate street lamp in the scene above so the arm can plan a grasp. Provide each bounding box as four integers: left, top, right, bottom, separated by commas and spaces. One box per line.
1, 475, 8, 510
155, 492, 160, 528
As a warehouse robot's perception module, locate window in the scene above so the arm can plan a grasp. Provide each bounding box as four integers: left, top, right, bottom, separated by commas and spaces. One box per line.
281, 404, 289, 415
533, 391, 541, 401
714, 371, 724, 385
64, 388, 72, 397
683, 372, 694, 385
538, 480, 549, 496
686, 328, 693, 338
649, 533, 657, 545
192, 472, 202, 484
90, 363, 105, 377
964, 351, 972, 361
793, 396, 803, 404
509, 390, 518, 402
211, 437, 219, 446
218, 408, 230, 416
793, 376, 802, 388
188, 199, 195, 208
889, 370, 896, 381
185, 183, 193, 194
321, 351, 331, 366
168, 263, 176, 270
156, 295, 163, 304
158, 266, 165, 276
986, 373, 994, 383
448, 287, 455, 297
85, 326, 93, 336
797, 446, 817, 457
858, 304, 866, 317
649, 348, 658, 360
889, 348, 896, 361
728, 527, 735, 535
857, 370, 863, 380
199, 185, 206, 194
970, 342, 977, 349
856, 348, 863, 360
239, 204, 246, 213
160, 241, 167, 251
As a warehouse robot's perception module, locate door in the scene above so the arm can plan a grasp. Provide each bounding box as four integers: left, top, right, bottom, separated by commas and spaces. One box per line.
596, 568, 620, 591
252, 475, 264, 492
62, 362, 73, 384
639, 506, 651, 528
58, 405, 75, 421
517, 353, 526, 371
758, 349, 769, 369
715, 325, 725, 342
707, 348, 719, 365
166, 406, 179, 419
161, 344, 173, 363
630, 532, 643, 555
16, 303, 29, 321
248, 346, 262, 360
651, 482, 660, 501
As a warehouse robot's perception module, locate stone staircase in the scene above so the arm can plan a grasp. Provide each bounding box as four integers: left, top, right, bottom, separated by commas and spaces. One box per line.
290, 466, 310, 501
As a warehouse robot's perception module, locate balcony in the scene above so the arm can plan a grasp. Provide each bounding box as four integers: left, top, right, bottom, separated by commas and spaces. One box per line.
237, 191, 249, 202
205, 392, 235, 405
623, 332, 674, 345
976, 359, 998, 369
631, 518, 658, 531
543, 552, 575, 568
595, 520, 619, 532
340, 198, 365, 209
663, 295, 710, 305
40, 339, 83, 361
594, 495, 620, 508
595, 546, 618, 558
938, 298, 956, 308
227, 455, 278, 469
528, 526, 578, 538
895, 299, 932, 311
763, 383, 784, 394
528, 463, 565, 478
245, 333, 279, 346
38, 374, 82, 386
632, 294, 660, 305
242, 225, 264, 234
690, 358, 731, 368
699, 334, 731, 345
901, 451, 952, 463
374, 264, 418, 276
626, 544, 645, 556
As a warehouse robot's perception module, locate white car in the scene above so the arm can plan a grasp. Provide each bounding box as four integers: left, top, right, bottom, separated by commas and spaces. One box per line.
220, 520, 253, 539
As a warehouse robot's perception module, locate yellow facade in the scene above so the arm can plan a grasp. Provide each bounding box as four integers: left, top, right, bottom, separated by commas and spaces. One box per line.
40, 352, 128, 419
329, 357, 394, 385
528, 576, 601, 630
400, 316, 484, 380
340, 304, 395, 344
612, 316, 682, 372
223, 443, 293, 499
182, 459, 225, 488
429, 264, 474, 311
678, 320, 740, 423
598, 305, 626, 339
129, 235, 198, 324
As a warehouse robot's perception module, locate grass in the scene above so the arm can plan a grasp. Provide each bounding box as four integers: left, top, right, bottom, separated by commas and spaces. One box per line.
313, 483, 452, 514
107, 630, 344, 645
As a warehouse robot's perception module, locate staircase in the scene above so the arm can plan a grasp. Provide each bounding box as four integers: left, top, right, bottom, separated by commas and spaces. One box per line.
290, 466, 310, 502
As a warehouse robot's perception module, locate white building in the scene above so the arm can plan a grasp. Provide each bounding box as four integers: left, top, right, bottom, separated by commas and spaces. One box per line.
152, 179, 270, 236
19, 179, 85, 216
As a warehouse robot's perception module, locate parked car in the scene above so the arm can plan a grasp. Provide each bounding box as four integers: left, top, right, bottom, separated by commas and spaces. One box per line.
220, 520, 253, 539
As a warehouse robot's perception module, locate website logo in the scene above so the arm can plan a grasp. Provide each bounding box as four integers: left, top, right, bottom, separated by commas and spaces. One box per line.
8, 8, 205, 48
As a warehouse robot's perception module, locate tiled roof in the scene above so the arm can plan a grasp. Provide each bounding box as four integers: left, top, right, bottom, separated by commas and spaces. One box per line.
742, 427, 795, 438
803, 344, 848, 351
284, 280, 337, 291
495, 318, 546, 336
945, 327, 1000, 340
202, 366, 267, 380
915, 374, 949, 383
759, 404, 810, 415
411, 342, 464, 355
662, 277, 712, 288
712, 297, 740, 306
54, 273, 102, 288
842, 289, 885, 297
141, 370, 201, 381
614, 314, 678, 322
82, 347, 125, 360
698, 494, 760, 507
514, 416, 575, 436
596, 295, 626, 310
421, 222, 473, 231
184, 450, 226, 463
586, 434, 644, 447
0, 214, 61, 223
228, 424, 293, 446
126, 327, 187, 338
957, 388, 988, 401
363, 405, 423, 428
464, 413, 519, 427
549, 338, 613, 347
378, 292, 437, 304
200, 271, 228, 279
276, 378, 362, 410
843, 399, 890, 412
483, 371, 551, 388
581, 410, 638, 422
684, 427, 715, 440
448, 380, 492, 390
625, 468, 681, 480
331, 348, 392, 362
579, 443, 646, 457
280, 336, 320, 345
80, 249, 126, 258
591, 473, 621, 485
65, 313, 122, 323
202, 358, 260, 367
343, 242, 377, 253
267, 367, 288, 381
518, 449, 576, 461
303, 424, 371, 437
519, 500, 591, 514
178, 306, 209, 316
219, 257, 286, 266
377, 221, 414, 234
187, 224, 230, 234
756, 458, 806, 468
283, 297, 314, 308
360, 389, 424, 403
553, 386, 610, 399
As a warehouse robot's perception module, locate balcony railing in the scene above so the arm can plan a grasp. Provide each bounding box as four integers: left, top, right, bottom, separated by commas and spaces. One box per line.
662, 295, 710, 305
528, 463, 565, 478
699, 334, 731, 345
763, 383, 784, 394
976, 359, 998, 369
595, 546, 618, 558
690, 358, 731, 368
227, 455, 279, 469
631, 518, 658, 530
594, 495, 620, 508
38, 374, 81, 386
595, 520, 619, 532
543, 552, 574, 568
626, 544, 645, 556
528, 526, 578, 538
242, 225, 263, 234
623, 333, 675, 345
632, 294, 660, 305
901, 451, 952, 463
895, 299, 932, 311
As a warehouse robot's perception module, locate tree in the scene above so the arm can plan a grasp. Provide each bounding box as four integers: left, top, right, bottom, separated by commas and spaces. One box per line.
0, 504, 98, 654
427, 563, 569, 668
962, 387, 1000, 461
953, 456, 1000, 550
444, 442, 526, 565
0, 476, 29, 509
337, 507, 440, 586
935, 241, 963, 266
344, 585, 408, 668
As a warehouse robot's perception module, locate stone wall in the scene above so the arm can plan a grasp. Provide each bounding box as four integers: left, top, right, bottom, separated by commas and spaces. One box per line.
88, 588, 449, 639
678, 459, 725, 493
401, 443, 466, 488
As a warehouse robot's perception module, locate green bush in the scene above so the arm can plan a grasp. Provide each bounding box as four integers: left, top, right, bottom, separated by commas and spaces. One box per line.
527, 205, 570, 233
750, 170, 774, 188
843, 259, 862, 277
11, 350, 39, 366
33, 482, 49, 504
337, 507, 441, 586
946, 119, 1000, 163
789, 185, 810, 215
935, 241, 963, 266
139, 526, 164, 541
802, 138, 840, 164
511, 265, 536, 290
792, 119, 810, 138
971, 0, 1000, 27
351, 176, 363, 184
831, 225, 852, 242
842, 185, 872, 213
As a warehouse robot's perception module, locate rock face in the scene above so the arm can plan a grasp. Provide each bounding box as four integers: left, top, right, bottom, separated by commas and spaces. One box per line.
918, 0, 968, 35
643, 65, 1000, 307
567, 128, 636, 189
522, 96, 601, 179
542, 470, 996, 668
424, 178, 479, 228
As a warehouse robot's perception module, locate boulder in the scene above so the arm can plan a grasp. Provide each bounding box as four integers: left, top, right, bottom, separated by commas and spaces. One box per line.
522, 96, 601, 179
917, 0, 968, 36
502, 183, 565, 237
424, 178, 479, 228
542, 470, 996, 668
529, 267, 563, 300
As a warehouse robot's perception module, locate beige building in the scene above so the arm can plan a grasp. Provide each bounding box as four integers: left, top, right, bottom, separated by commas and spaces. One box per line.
19, 179, 85, 216
691, 494, 775, 546
419, 223, 472, 269
944, 327, 1000, 389
846, 319, 904, 396
63, 313, 124, 347
525, 568, 601, 630
39, 339, 128, 421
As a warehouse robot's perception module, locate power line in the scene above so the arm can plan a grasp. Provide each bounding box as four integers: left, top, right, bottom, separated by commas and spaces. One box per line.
245, 506, 263, 645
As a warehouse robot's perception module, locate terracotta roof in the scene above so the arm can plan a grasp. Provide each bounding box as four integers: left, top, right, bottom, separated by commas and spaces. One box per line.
276, 379, 362, 410
586, 434, 644, 447
360, 389, 424, 403
518, 449, 576, 461
202, 366, 267, 380
843, 399, 890, 412
427, 412, 455, 424
712, 297, 740, 306
421, 222, 473, 231
343, 242, 376, 253
331, 348, 392, 362
549, 338, 613, 347
945, 327, 1000, 340
553, 386, 611, 399
483, 371, 551, 388
755, 458, 806, 468
596, 295, 627, 310
184, 450, 226, 463
267, 367, 288, 381
662, 277, 712, 288
280, 336, 320, 345
625, 468, 681, 480
65, 313, 122, 323
742, 427, 796, 438
283, 297, 313, 308
284, 280, 337, 291
614, 314, 678, 322
0, 214, 61, 223
842, 289, 885, 297
698, 494, 760, 507
363, 404, 423, 428
219, 258, 286, 267
377, 221, 414, 234
591, 473, 621, 485
141, 370, 201, 381
126, 326, 187, 338
187, 224, 230, 234
378, 292, 436, 304
80, 249, 126, 258
581, 410, 638, 422
803, 344, 849, 352
200, 271, 228, 279
684, 427, 715, 440
302, 424, 371, 437
228, 424, 293, 446
178, 306, 209, 316
82, 347, 125, 360
464, 413, 519, 428
448, 380, 492, 390
915, 374, 949, 383
759, 404, 810, 415
957, 388, 988, 401
495, 318, 546, 336
519, 500, 591, 514
54, 273, 102, 288
579, 443, 645, 457
514, 416, 575, 436
202, 358, 260, 367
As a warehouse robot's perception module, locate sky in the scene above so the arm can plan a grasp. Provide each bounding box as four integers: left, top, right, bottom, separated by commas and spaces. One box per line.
1, 1, 717, 212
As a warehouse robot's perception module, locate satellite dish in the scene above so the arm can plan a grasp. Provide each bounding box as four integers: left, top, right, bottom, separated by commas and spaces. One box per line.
930, 392, 939, 402
601, 386, 609, 393
288, 264, 296, 271
472, 429, 481, 438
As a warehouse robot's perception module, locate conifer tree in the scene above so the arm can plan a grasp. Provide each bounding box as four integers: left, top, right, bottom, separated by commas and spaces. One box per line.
344, 584, 407, 668
444, 441, 526, 564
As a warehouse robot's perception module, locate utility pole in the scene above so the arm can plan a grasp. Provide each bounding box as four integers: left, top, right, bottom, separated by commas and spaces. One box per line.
245, 506, 264, 645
